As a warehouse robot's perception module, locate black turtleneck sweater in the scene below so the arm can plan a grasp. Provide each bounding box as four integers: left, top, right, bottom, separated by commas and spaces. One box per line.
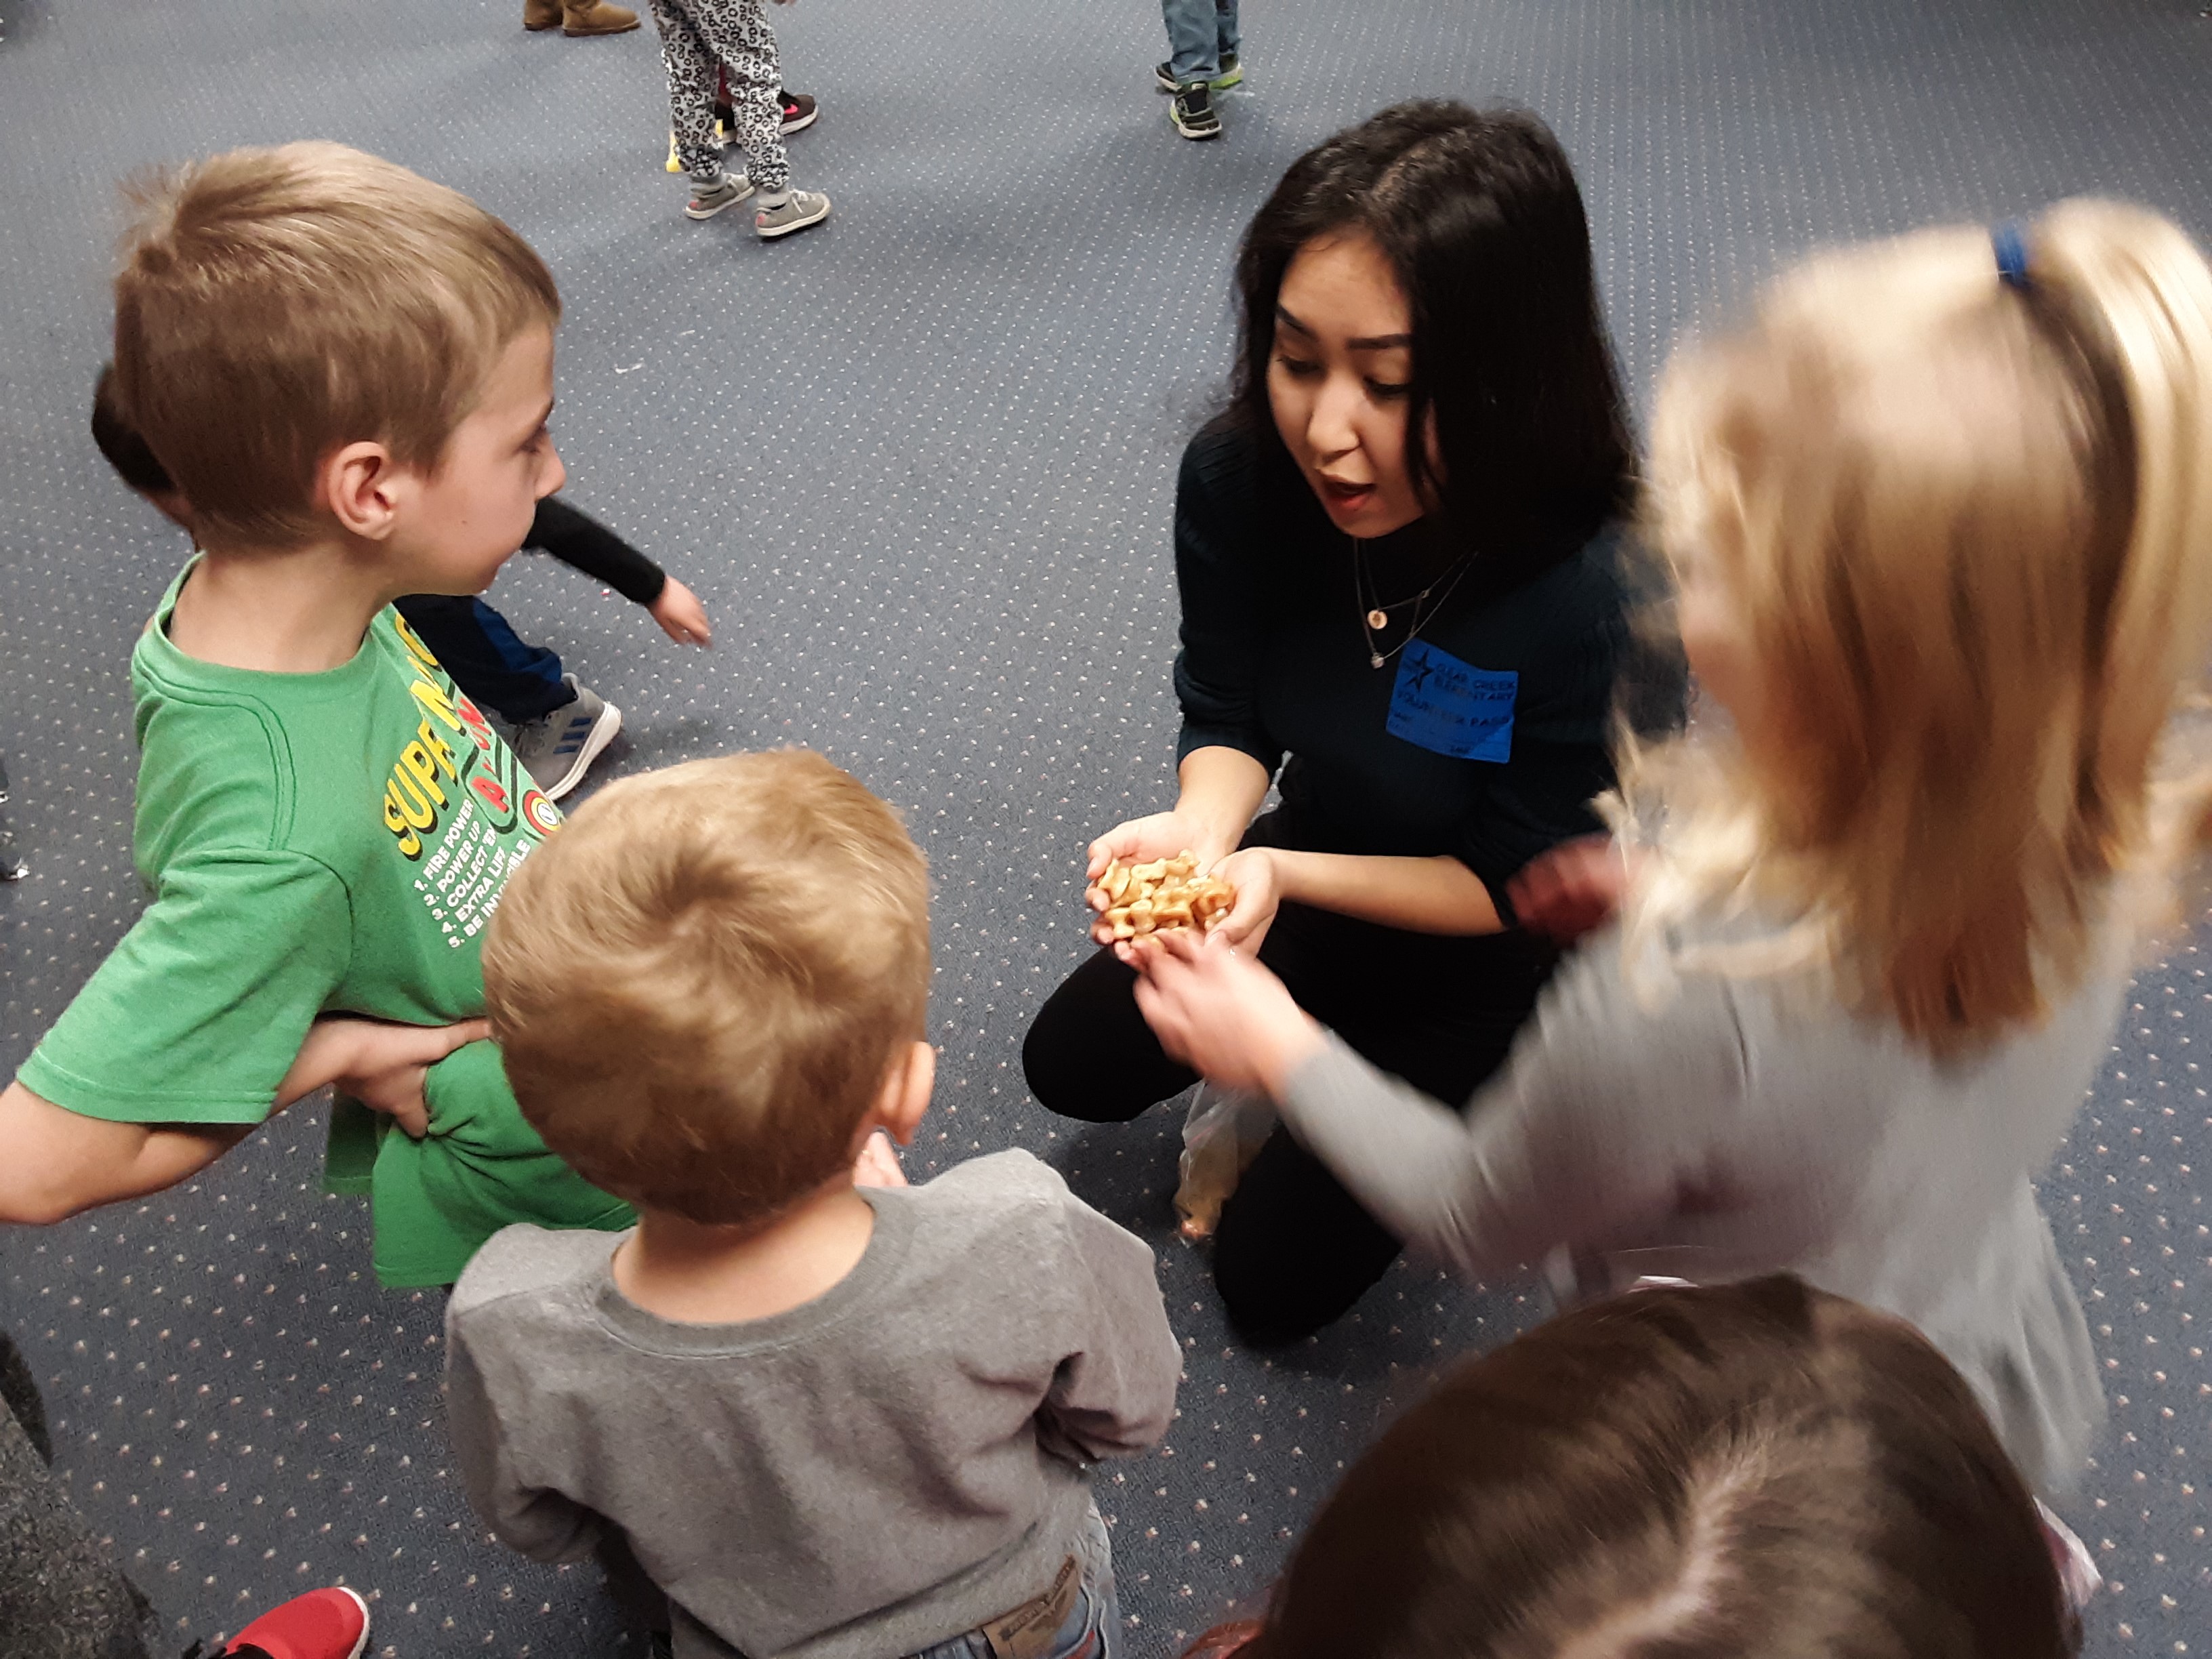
1170, 419, 1668, 922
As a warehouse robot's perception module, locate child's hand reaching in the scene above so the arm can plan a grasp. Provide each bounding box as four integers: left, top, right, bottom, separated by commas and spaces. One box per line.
1129, 928, 1324, 1098
278, 1015, 491, 1139
1507, 834, 1634, 945
648, 577, 714, 647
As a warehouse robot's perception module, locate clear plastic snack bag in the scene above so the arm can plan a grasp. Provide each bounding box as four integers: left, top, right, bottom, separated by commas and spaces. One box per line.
1174, 1083, 1277, 1241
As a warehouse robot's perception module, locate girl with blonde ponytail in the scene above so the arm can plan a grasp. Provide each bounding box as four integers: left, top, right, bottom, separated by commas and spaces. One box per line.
1630, 199, 2212, 1046
1126, 199, 2212, 1500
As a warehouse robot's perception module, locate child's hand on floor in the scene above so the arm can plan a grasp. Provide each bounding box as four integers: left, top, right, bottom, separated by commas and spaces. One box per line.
1130, 928, 1324, 1099
853, 1129, 907, 1189
648, 578, 714, 647
279, 1016, 491, 1139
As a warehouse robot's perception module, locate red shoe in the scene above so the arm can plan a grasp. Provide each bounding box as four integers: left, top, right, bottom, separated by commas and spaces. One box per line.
223, 1586, 370, 1659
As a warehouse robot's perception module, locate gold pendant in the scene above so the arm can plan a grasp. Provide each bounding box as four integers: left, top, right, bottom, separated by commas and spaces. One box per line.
1366, 608, 1389, 630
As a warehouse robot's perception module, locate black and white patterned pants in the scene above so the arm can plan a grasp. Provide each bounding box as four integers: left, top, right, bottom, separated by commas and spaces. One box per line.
648, 0, 789, 193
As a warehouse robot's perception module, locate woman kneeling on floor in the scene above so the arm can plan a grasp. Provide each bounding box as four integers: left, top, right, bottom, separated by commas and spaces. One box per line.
1023, 100, 1675, 1345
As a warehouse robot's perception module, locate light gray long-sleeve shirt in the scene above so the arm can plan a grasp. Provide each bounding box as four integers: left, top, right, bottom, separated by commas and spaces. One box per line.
443, 1150, 1183, 1659
1276, 916, 2129, 1495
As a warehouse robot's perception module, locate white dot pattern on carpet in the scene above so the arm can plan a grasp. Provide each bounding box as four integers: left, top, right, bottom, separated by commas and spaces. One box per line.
1, 0, 2207, 1652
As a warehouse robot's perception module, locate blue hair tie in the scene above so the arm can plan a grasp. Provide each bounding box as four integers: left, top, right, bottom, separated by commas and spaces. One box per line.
1992, 220, 2033, 292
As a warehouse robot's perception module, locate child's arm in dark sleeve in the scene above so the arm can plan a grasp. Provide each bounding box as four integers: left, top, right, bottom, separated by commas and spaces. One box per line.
525, 497, 666, 606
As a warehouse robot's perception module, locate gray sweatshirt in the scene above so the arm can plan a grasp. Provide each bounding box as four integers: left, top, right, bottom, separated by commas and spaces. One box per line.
443, 1150, 1182, 1659
1276, 916, 2128, 1495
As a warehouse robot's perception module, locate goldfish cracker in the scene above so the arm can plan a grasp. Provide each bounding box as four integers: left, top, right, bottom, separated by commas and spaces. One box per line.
1097, 852, 1235, 941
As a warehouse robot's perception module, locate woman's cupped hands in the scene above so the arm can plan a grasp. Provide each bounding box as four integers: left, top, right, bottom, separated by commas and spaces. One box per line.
1084, 815, 1284, 954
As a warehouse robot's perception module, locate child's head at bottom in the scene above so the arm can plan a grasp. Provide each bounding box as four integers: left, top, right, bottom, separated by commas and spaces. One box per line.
1191, 1276, 2074, 1659
483, 749, 932, 1228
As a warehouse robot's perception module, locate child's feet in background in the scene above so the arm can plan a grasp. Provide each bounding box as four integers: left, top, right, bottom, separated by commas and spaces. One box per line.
541, 0, 638, 34
508, 677, 621, 800
1154, 55, 1241, 91
675, 87, 814, 174
755, 190, 830, 240
714, 91, 819, 138
777, 91, 818, 134
685, 171, 755, 220
211, 1586, 370, 1659
1171, 83, 1223, 140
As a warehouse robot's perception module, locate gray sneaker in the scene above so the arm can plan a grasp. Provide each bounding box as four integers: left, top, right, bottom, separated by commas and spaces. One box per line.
755, 189, 830, 240
684, 171, 755, 220
508, 676, 621, 800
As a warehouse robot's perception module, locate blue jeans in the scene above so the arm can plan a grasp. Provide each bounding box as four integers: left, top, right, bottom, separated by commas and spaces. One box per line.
392, 594, 570, 725
906, 1506, 1118, 1659
1162, 0, 1237, 85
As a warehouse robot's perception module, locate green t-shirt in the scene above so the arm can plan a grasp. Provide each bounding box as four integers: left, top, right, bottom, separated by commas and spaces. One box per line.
18, 564, 634, 1286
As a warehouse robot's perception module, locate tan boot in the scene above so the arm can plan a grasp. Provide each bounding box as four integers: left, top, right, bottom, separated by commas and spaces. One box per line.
561, 0, 640, 34
523, 0, 562, 28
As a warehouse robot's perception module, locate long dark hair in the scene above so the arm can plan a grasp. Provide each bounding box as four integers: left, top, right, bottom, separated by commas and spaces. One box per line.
1231, 102, 1634, 581
1191, 1277, 2075, 1658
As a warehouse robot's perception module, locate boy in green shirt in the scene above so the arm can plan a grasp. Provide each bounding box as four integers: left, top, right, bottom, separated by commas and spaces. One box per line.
0, 141, 632, 1284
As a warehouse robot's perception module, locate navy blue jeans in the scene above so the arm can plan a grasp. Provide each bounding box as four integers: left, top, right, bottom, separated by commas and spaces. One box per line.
393, 595, 569, 724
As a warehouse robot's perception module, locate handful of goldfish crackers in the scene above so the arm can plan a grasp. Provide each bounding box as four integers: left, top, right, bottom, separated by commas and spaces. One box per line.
1094, 852, 1236, 941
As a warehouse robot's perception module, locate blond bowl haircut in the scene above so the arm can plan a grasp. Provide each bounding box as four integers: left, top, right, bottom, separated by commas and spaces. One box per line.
1626, 200, 2212, 1052
483, 751, 932, 1228
110, 141, 561, 550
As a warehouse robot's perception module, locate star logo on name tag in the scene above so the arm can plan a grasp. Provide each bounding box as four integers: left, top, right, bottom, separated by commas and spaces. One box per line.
1385, 640, 1518, 762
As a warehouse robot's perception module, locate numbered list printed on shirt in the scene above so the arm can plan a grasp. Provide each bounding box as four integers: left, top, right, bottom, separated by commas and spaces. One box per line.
415, 799, 531, 948
1386, 639, 1518, 762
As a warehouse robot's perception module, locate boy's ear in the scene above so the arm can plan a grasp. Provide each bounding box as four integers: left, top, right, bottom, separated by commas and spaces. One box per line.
878, 1040, 935, 1148
317, 440, 406, 541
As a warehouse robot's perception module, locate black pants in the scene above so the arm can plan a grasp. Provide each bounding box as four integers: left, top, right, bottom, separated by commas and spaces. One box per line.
0, 1331, 154, 1656
392, 594, 572, 725
1022, 823, 1556, 1346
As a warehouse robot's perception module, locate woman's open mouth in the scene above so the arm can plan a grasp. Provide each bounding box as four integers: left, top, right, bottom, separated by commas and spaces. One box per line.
1317, 476, 1375, 514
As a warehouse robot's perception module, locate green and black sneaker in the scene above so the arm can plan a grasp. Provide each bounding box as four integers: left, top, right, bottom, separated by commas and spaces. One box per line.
1154, 54, 1242, 93
1171, 83, 1223, 140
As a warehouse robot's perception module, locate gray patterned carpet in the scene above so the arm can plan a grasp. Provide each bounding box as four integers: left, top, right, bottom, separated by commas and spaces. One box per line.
1, 0, 2207, 1653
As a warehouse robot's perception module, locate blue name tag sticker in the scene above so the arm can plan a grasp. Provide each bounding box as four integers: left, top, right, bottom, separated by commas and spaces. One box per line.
1386, 640, 1518, 762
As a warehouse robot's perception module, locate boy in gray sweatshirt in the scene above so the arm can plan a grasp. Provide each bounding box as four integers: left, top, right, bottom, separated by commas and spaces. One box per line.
445, 750, 1181, 1659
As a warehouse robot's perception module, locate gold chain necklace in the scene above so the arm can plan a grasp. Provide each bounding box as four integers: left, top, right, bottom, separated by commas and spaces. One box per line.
1353, 536, 1473, 670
